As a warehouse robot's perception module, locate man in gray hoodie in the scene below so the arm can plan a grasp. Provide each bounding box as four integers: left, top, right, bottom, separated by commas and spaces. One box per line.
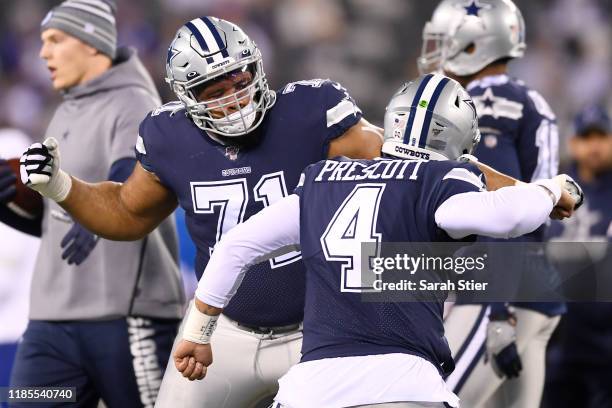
1, 1, 184, 407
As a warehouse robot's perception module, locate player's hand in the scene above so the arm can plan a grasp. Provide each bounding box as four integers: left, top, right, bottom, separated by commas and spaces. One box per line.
174, 340, 213, 381
485, 317, 522, 379
0, 159, 17, 203
550, 174, 583, 220
61, 222, 99, 265
20, 137, 72, 202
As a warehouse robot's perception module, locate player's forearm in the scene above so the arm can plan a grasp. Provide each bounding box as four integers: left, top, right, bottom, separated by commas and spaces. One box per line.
195, 298, 222, 316
435, 179, 561, 239
59, 177, 153, 241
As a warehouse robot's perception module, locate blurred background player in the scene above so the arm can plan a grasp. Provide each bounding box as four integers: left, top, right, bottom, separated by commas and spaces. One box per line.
19, 16, 383, 408
172, 74, 577, 408
418, 1, 566, 407
542, 104, 612, 408
2, 1, 184, 407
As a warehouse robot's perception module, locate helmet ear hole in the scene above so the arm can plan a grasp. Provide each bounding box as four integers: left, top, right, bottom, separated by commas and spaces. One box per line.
454, 95, 460, 108
463, 43, 476, 54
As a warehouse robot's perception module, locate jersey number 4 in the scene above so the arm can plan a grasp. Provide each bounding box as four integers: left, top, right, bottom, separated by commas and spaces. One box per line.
321, 184, 385, 292
190, 171, 301, 269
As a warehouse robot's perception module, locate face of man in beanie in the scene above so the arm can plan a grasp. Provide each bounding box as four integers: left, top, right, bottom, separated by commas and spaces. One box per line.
39, 28, 111, 90
570, 129, 612, 175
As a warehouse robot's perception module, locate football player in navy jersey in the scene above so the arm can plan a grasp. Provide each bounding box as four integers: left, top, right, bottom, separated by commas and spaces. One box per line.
543, 105, 612, 408
18, 17, 383, 408
170, 74, 578, 408
418, 1, 565, 407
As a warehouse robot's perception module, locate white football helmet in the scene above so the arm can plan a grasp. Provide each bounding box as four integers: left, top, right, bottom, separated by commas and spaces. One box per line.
166, 17, 276, 137
382, 74, 481, 161
418, 0, 526, 76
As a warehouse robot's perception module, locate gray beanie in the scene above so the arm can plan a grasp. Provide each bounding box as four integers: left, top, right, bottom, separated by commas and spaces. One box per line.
41, 0, 117, 59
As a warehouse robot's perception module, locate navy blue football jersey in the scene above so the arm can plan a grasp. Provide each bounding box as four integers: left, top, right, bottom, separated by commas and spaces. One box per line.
468, 74, 564, 316
295, 157, 485, 374
136, 79, 362, 326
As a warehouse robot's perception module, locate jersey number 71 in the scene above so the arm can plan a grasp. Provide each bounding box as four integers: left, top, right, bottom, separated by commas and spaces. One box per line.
190, 171, 301, 268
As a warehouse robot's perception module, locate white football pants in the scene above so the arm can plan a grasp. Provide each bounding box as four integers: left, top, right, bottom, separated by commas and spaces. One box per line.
155, 302, 302, 408
444, 305, 560, 408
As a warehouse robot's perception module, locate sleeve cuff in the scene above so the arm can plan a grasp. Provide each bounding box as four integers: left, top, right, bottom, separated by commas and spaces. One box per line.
533, 178, 562, 205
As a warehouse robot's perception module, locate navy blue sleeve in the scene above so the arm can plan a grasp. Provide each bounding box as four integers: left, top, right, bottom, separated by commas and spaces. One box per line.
517, 90, 558, 182
423, 162, 486, 242
108, 157, 136, 183
431, 162, 486, 211
135, 115, 157, 174
321, 80, 363, 143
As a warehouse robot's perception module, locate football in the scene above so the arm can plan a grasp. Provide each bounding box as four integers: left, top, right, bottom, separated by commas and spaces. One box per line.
5, 157, 43, 218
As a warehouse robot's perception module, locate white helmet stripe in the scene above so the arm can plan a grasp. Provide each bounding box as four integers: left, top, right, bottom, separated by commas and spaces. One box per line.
190, 18, 224, 63
407, 74, 447, 147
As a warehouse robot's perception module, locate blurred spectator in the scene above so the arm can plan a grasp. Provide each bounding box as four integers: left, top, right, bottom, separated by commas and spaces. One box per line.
543, 104, 612, 408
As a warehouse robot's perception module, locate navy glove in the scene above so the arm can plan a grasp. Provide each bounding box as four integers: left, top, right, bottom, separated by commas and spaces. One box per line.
492, 342, 522, 379
485, 314, 522, 379
0, 159, 17, 203
60, 222, 99, 265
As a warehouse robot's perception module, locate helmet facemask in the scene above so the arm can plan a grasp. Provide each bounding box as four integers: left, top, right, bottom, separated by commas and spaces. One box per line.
417, 22, 448, 75
420, 0, 527, 77
172, 58, 275, 137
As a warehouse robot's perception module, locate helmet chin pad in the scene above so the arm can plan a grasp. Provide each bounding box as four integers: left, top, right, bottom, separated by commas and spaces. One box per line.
209, 100, 257, 135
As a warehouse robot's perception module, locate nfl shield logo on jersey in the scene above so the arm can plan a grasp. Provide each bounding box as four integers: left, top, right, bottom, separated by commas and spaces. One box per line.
484, 134, 498, 148
225, 146, 240, 160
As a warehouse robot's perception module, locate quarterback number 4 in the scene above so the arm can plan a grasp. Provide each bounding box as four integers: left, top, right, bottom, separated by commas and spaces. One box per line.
321, 184, 385, 292
191, 172, 301, 268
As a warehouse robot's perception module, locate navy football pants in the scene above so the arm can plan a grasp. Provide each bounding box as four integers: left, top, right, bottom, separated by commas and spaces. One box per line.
9, 317, 179, 408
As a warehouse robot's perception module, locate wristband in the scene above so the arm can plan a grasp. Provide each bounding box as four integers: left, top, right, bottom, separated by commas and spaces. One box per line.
182, 302, 219, 344
48, 170, 72, 203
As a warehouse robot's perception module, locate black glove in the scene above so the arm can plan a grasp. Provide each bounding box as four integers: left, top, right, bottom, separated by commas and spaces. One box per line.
485, 315, 522, 379
60, 222, 99, 265
0, 159, 17, 203
492, 342, 522, 379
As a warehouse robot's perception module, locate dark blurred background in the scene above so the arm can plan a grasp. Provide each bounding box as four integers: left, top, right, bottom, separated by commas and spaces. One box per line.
0, 0, 610, 158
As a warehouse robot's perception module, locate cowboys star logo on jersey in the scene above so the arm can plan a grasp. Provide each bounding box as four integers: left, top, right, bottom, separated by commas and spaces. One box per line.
472, 87, 523, 120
